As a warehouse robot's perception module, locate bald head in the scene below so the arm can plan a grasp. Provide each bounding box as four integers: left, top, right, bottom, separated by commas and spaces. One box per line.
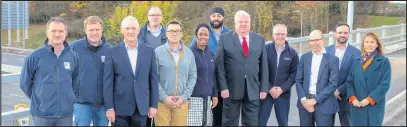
309, 30, 325, 54
309, 30, 323, 39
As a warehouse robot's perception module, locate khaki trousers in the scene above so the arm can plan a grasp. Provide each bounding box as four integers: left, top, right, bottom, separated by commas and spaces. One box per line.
154, 101, 189, 126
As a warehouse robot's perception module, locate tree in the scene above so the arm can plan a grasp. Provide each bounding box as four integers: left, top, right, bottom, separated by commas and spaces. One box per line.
104, 1, 178, 44
105, 6, 129, 44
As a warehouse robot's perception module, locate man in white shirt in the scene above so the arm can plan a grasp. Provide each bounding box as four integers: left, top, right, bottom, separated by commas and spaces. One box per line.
103, 16, 159, 126
295, 30, 339, 126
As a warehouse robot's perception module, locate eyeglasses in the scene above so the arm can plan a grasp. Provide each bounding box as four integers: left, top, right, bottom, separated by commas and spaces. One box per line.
309, 38, 323, 42
273, 33, 287, 36
148, 14, 162, 17
166, 30, 182, 35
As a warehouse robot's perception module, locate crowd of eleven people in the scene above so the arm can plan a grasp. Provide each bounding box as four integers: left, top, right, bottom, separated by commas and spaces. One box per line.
19, 6, 391, 126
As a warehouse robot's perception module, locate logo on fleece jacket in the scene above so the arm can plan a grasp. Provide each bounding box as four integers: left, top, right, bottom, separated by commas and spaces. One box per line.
64, 62, 71, 70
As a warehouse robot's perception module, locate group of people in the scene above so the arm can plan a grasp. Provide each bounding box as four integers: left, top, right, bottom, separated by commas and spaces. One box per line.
19, 6, 391, 126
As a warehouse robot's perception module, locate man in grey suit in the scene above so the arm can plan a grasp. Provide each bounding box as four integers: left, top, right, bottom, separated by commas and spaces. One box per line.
215, 10, 269, 126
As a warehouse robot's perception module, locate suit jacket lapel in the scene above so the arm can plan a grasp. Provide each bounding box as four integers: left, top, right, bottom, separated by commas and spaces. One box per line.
355, 57, 368, 92
340, 47, 351, 70
363, 55, 382, 78
119, 42, 135, 78
305, 53, 312, 93
134, 44, 143, 78
232, 32, 245, 57
317, 54, 328, 83
248, 32, 255, 57
327, 46, 335, 55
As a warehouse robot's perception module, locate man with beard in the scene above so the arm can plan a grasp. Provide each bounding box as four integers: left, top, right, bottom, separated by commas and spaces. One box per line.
326, 22, 361, 126
189, 7, 231, 126
189, 7, 231, 54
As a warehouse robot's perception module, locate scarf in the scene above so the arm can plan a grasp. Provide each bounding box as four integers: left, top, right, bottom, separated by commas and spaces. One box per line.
361, 49, 378, 71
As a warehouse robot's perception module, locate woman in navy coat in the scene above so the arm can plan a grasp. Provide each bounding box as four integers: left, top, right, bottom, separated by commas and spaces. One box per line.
346, 32, 391, 126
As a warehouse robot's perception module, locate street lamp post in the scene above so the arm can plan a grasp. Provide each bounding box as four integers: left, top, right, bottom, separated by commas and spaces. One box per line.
294, 10, 303, 54
294, 10, 303, 37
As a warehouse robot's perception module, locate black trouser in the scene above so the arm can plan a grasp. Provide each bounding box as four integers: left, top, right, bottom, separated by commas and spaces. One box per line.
113, 106, 146, 126
146, 117, 153, 126
212, 92, 223, 126
222, 80, 260, 126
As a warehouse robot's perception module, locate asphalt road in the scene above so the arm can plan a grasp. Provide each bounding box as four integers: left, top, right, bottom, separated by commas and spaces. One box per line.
1, 49, 406, 126
1, 53, 26, 67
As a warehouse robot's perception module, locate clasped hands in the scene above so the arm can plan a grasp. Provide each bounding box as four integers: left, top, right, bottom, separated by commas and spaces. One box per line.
351, 99, 370, 107
269, 86, 283, 99
164, 96, 185, 109
301, 98, 317, 113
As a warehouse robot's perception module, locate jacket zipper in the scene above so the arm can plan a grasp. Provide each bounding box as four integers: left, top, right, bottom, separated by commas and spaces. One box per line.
94, 53, 99, 105
56, 54, 60, 118
203, 50, 209, 95
273, 47, 284, 88
167, 50, 179, 96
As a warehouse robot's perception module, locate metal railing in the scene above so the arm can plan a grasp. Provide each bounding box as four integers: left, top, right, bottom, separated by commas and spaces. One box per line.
2, 23, 406, 126
266, 23, 406, 55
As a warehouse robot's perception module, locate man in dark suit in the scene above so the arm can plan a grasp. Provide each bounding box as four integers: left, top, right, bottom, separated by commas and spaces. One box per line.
326, 22, 361, 126
103, 16, 159, 126
215, 10, 269, 126
295, 30, 339, 126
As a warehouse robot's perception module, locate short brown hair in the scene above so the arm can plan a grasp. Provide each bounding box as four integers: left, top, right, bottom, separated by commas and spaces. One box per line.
361, 32, 384, 55
84, 16, 103, 31
46, 17, 67, 31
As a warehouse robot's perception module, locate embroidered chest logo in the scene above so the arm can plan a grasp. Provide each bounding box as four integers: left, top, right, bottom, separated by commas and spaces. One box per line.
64, 62, 71, 70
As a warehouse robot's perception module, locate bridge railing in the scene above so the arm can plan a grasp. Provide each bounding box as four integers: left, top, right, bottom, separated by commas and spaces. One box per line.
2, 23, 406, 126
266, 23, 406, 55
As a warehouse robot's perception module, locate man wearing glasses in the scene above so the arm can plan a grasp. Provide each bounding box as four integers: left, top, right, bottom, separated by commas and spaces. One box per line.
258, 24, 299, 126
138, 6, 167, 49
295, 30, 339, 126
154, 20, 197, 126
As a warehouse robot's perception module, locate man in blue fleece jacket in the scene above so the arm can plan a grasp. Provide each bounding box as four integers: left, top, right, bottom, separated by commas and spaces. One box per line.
70, 16, 111, 126
258, 24, 299, 126
20, 17, 79, 126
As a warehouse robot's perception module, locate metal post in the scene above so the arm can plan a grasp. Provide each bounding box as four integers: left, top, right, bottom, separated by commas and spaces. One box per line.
300, 12, 303, 37
329, 31, 335, 45
24, 1, 29, 39
16, 1, 21, 42
356, 28, 361, 44
347, 1, 354, 45
300, 40, 302, 54
401, 24, 405, 40
7, 2, 11, 46
381, 25, 386, 38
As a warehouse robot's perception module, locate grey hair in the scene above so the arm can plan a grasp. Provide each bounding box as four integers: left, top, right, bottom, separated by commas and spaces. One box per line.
272, 24, 287, 34
121, 16, 139, 29
234, 10, 251, 23
46, 17, 68, 31
148, 6, 162, 15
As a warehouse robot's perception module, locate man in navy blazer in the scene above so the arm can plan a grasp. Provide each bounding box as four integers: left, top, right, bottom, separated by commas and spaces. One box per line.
103, 16, 158, 126
326, 22, 361, 126
295, 30, 339, 126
